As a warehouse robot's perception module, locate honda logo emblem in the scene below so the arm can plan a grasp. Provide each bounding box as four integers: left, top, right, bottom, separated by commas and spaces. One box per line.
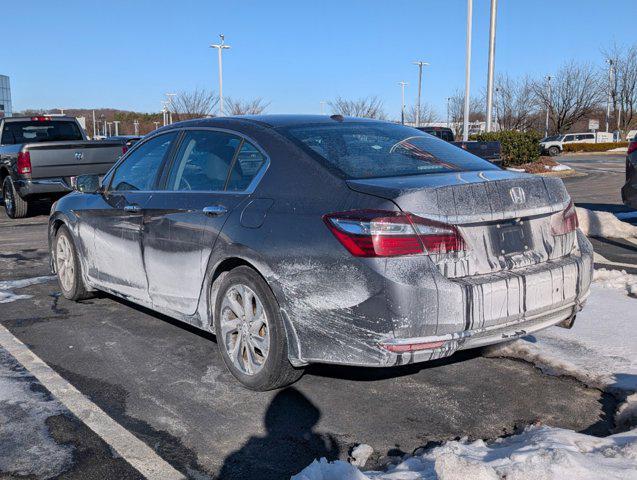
74, 152, 83, 161
509, 187, 526, 204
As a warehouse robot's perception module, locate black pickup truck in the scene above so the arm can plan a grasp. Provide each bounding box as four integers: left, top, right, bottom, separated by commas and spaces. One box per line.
416, 126, 502, 166
0, 116, 125, 218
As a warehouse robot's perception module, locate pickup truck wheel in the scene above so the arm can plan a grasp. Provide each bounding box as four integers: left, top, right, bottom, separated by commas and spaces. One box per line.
214, 266, 304, 390
548, 146, 560, 157
54, 225, 90, 301
2, 177, 28, 219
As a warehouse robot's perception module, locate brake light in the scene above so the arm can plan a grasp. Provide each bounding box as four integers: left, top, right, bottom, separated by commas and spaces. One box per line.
17, 151, 31, 174
551, 201, 578, 236
628, 141, 637, 155
30, 116, 51, 122
122, 145, 128, 155
323, 210, 465, 257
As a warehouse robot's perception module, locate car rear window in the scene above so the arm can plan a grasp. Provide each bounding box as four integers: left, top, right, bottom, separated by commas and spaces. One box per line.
280, 122, 498, 179
1, 120, 83, 144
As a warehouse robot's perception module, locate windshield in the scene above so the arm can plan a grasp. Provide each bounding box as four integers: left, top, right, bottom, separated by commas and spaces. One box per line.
280, 122, 498, 179
1, 120, 83, 144
541, 135, 563, 142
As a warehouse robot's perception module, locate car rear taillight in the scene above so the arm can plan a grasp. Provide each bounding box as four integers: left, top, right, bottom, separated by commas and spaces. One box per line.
30, 116, 51, 122
323, 210, 465, 257
122, 145, 128, 155
17, 151, 32, 175
628, 141, 637, 155
551, 201, 578, 236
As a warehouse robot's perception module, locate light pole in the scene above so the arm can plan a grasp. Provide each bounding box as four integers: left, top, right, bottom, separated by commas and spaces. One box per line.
462, 0, 473, 141
544, 75, 552, 137
398, 81, 408, 125
134, 120, 140, 136
162, 102, 168, 127
92, 110, 96, 139
107, 122, 112, 137
320, 101, 326, 115
485, 0, 498, 132
210, 34, 231, 116
446, 97, 451, 128
413, 61, 429, 127
113, 120, 120, 136
165, 93, 176, 124
153, 121, 160, 130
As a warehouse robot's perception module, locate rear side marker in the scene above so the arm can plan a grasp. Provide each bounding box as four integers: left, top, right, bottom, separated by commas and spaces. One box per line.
380, 340, 447, 353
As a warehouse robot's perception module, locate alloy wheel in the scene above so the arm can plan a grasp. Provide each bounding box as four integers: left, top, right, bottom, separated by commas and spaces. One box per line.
56, 234, 75, 292
219, 283, 270, 375
3, 180, 14, 216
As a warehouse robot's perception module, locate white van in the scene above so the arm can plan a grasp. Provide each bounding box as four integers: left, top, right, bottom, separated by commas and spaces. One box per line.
540, 132, 615, 156
626, 130, 637, 142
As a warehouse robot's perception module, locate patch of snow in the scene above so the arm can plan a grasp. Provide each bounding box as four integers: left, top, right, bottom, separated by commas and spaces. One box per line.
0, 276, 55, 303
593, 268, 637, 296
608, 147, 628, 153
576, 207, 637, 238
550, 163, 572, 171
294, 425, 637, 480
350, 444, 374, 467
506, 167, 526, 172
0, 348, 73, 478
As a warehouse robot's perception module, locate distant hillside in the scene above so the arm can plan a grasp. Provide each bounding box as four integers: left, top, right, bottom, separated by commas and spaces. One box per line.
15, 108, 165, 136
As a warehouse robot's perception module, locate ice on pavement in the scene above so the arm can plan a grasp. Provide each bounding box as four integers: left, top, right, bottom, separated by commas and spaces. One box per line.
295, 270, 637, 479
0, 348, 73, 478
0, 275, 55, 303
576, 207, 637, 238
350, 444, 374, 467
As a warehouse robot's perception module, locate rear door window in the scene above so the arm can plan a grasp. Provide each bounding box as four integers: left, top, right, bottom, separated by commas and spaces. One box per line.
280, 122, 497, 179
226, 141, 267, 191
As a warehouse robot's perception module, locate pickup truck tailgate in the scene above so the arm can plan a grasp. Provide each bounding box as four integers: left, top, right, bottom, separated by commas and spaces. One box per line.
25, 141, 124, 179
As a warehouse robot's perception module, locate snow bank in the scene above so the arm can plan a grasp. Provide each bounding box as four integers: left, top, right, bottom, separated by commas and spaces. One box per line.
576, 207, 637, 238
0, 276, 55, 303
293, 425, 637, 480
544, 164, 572, 172
593, 268, 637, 296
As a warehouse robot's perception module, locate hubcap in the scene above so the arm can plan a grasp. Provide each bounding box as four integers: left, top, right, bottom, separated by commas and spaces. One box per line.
219, 284, 270, 375
56, 235, 75, 292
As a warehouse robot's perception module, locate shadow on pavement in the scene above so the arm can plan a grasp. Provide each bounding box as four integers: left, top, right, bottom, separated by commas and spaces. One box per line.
218, 387, 339, 479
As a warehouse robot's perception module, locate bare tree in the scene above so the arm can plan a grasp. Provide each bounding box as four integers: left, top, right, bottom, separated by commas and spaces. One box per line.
405, 104, 439, 125
168, 89, 218, 121
533, 61, 602, 134
328, 96, 386, 119
603, 43, 637, 133
447, 89, 484, 137
225, 98, 270, 115
493, 74, 537, 131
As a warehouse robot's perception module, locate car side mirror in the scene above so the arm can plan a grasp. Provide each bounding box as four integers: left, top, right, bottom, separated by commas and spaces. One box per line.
73, 174, 102, 193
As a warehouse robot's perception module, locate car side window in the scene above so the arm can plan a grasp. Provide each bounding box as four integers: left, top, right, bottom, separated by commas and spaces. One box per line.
226, 141, 267, 191
563, 135, 575, 142
110, 132, 177, 192
166, 130, 241, 192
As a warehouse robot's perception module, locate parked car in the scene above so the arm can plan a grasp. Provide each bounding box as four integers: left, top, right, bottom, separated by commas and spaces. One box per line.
107, 135, 142, 149
49, 115, 593, 390
416, 126, 502, 166
622, 140, 637, 208
540, 132, 615, 156
626, 130, 637, 142
0, 116, 126, 218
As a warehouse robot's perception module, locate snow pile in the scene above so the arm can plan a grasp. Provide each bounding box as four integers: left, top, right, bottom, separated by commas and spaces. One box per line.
544, 164, 572, 172
608, 147, 628, 153
0, 276, 55, 303
576, 207, 637, 238
293, 425, 637, 480
0, 349, 73, 478
593, 268, 637, 296
350, 444, 374, 468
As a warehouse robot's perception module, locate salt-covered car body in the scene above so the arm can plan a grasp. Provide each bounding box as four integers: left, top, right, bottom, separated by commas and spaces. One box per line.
48, 115, 593, 368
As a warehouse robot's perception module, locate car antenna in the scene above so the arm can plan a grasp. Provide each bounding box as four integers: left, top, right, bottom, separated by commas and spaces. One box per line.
330, 114, 344, 122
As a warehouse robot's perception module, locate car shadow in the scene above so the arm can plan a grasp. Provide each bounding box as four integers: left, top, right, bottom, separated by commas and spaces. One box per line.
217, 387, 340, 479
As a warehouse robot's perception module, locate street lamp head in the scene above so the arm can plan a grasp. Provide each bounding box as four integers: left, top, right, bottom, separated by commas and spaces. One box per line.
413, 61, 430, 66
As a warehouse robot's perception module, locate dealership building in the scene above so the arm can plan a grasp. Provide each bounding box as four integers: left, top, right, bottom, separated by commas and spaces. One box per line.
0, 75, 12, 118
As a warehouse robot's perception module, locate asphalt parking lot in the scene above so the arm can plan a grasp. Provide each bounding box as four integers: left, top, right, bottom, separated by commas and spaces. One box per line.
0, 155, 635, 479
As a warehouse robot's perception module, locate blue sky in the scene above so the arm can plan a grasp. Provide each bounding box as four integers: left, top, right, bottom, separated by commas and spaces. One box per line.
3, 0, 635, 118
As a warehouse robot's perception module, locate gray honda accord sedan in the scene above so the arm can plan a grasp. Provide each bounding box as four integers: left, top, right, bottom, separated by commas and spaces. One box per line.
48, 115, 593, 390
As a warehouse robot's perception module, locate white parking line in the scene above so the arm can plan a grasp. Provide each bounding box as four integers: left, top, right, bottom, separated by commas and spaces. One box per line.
0, 323, 185, 480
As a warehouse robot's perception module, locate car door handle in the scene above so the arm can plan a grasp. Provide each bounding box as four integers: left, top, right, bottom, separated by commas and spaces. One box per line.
203, 205, 228, 217
123, 204, 142, 213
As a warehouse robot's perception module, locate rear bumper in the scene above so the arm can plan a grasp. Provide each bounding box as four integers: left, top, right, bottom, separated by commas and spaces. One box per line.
15, 178, 72, 198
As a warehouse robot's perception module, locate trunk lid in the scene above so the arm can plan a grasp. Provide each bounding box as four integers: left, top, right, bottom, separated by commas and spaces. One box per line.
347, 170, 576, 277
24, 140, 124, 179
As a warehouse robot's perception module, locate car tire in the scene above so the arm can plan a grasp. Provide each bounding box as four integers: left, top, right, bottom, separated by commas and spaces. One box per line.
2, 176, 29, 219
548, 146, 560, 157
54, 225, 91, 301
213, 266, 303, 390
